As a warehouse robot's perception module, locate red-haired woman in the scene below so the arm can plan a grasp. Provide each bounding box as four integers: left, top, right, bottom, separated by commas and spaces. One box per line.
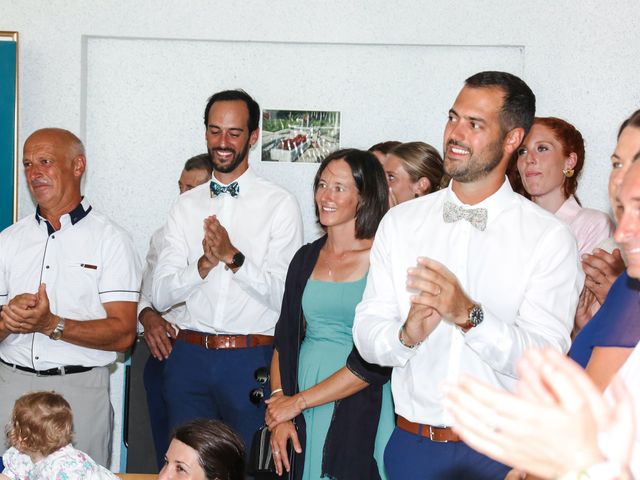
514, 117, 614, 256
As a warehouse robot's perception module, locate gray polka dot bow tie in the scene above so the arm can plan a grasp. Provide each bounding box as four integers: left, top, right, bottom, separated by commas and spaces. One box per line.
210, 181, 240, 198
442, 200, 488, 231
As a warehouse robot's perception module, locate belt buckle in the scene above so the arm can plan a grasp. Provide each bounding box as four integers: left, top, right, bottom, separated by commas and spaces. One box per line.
429, 425, 447, 443
204, 335, 209, 349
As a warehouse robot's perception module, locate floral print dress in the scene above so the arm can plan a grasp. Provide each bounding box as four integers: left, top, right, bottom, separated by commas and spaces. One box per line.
2, 445, 118, 480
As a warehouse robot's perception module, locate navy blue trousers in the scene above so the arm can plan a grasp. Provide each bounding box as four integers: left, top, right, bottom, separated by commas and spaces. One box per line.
162, 339, 273, 453
143, 354, 169, 469
384, 427, 510, 480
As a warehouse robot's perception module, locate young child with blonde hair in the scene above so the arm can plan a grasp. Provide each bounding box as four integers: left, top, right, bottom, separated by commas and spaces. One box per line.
1, 391, 118, 480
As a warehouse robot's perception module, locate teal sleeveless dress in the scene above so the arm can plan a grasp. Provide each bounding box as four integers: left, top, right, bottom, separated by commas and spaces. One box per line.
298, 276, 394, 480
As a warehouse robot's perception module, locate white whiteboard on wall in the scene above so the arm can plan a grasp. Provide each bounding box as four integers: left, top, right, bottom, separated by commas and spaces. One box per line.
83, 37, 523, 252
83, 37, 522, 468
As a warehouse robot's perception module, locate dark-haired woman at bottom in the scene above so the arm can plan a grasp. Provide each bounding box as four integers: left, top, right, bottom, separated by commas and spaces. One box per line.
159, 419, 245, 480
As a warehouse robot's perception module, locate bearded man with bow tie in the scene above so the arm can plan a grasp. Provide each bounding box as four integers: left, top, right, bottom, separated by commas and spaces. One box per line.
353, 72, 582, 479
152, 89, 303, 451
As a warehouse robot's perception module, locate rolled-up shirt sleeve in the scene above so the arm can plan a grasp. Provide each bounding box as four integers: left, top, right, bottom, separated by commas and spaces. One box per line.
354, 213, 419, 367
138, 235, 158, 315
152, 203, 205, 312
463, 223, 582, 377
0, 232, 8, 307
231, 194, 303, 312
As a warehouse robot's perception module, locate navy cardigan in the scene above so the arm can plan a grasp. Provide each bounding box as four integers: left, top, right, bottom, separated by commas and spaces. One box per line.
274, 236, 391, 480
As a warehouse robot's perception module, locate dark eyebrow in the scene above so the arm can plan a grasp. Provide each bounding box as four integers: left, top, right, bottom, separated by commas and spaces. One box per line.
448, 109, 485, 124
207, 124, 245, 133
466, 115, 486, 124
633, 151, 640, 163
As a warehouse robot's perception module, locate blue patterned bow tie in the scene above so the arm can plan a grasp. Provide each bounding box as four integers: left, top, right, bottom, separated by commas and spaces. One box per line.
210, 181, 240, 198
442, 200, 488, 231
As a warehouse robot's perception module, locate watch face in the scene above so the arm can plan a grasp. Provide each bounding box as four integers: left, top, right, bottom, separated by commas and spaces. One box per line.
233, 252, 245, 267
470, 305, 484, 326
50, 318, 65, 340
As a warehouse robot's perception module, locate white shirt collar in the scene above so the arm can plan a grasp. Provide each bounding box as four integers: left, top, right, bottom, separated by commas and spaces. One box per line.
35, 197, 92, 233
212, 167, 256, 190
445, 177, 514, 226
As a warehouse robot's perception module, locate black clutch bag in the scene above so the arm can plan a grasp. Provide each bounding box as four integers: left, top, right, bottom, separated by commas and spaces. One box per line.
249, 423, 295, 479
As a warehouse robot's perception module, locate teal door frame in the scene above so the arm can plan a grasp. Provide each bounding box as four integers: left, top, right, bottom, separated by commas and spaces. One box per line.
0, 31, 18, 231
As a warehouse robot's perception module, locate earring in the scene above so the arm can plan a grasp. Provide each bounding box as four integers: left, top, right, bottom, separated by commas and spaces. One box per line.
563, 168, 574, 178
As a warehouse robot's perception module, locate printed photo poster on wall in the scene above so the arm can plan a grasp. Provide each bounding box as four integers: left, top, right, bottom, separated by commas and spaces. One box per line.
0, 31, 18, 232
262, 109, 340, 163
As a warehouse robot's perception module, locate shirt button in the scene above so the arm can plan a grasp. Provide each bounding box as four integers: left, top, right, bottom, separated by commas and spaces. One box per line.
51, 235, 55, 239
46, 265, 50, 269
35, 356, 39, 360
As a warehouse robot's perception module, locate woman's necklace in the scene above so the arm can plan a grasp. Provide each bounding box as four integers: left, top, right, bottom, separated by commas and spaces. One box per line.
324, 250, 347, 278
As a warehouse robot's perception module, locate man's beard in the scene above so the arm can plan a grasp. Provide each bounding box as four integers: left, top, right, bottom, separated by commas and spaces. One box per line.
444, 137, 504, 183
209, 139, 250, 174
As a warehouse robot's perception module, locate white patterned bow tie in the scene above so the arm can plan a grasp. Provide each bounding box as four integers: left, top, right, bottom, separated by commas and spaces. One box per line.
442, 200, 488, 231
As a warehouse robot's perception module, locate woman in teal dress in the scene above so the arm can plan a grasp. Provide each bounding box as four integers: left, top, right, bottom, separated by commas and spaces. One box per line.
266, 149, 393, 480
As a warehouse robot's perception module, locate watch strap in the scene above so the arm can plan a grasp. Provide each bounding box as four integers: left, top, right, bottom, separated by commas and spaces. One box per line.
459, 304, 483, 332
49, 316, 66, 340
226, 251, 245, 270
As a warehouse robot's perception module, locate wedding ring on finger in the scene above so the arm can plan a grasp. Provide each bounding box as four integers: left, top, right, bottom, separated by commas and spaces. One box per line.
274, 450, 280, 456
435, 286, 442, 296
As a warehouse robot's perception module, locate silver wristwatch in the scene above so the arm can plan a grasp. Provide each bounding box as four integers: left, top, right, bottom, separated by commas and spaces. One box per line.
459, 304, 484, 331
49, 316, 65, 340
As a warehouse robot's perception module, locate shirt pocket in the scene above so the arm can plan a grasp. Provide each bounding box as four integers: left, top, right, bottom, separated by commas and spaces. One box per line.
61, 261, 101, 314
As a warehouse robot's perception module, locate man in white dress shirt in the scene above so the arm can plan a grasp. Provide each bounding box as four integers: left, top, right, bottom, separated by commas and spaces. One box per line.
151, 90, 303, 452
353, 71, 582, 479
0, 128, 141, 466
134, 153, 211, 469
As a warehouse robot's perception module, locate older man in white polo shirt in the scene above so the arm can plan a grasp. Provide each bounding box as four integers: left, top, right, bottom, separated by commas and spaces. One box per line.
0, 128, 140, 466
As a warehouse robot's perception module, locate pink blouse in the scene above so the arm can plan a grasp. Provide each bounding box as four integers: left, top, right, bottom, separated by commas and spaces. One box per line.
555, 196, 614, 256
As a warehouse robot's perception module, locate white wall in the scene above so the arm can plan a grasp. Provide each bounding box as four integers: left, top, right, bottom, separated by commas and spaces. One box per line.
84, 38, 522, 249
2, 0, 640, 470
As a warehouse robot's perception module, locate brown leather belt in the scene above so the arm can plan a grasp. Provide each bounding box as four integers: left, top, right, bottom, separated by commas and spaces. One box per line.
397, 415, 461, 443
177, 330, 273, 350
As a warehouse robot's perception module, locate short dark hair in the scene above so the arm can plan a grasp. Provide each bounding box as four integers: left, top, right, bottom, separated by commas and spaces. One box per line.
368, 141, 401, 155
618, 109, 640, 139
184, 153, 213, 176
172, 419, 245, 480
313, 148, 389, 239
465, 71, 536, 135
203, 89, 260, 133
